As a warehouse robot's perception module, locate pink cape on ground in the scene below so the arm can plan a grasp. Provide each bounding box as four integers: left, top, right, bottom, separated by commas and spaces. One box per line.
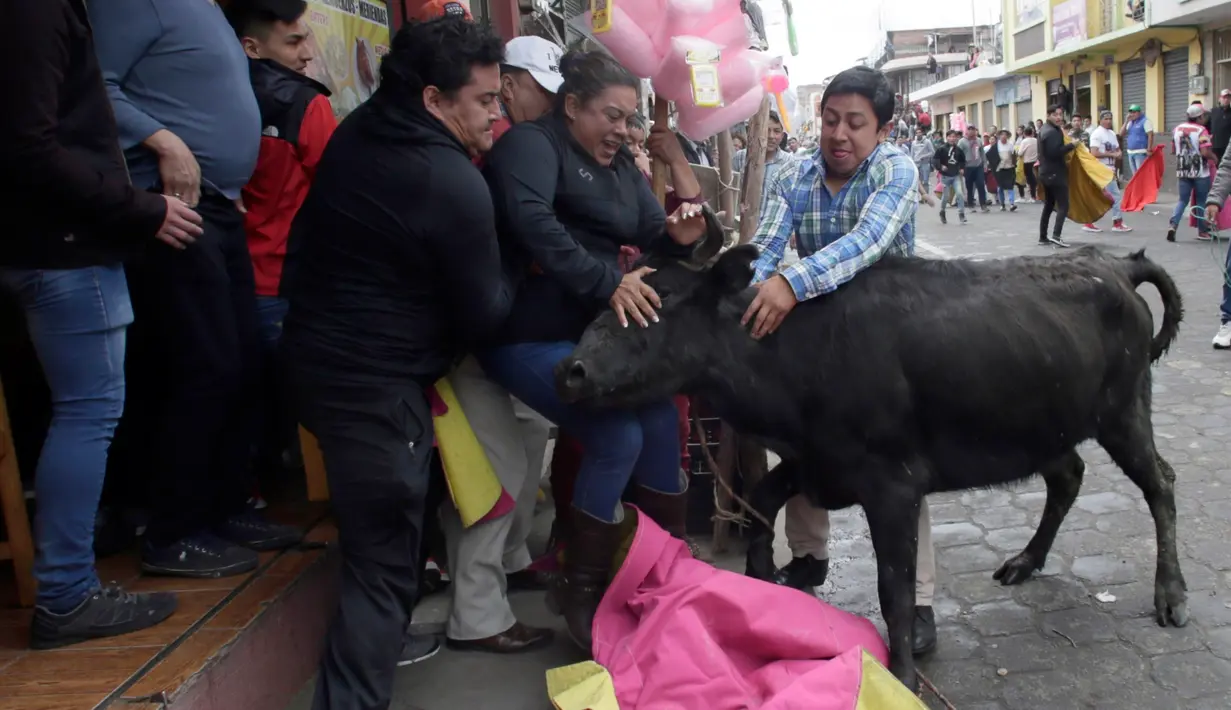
591, 512, 892, 709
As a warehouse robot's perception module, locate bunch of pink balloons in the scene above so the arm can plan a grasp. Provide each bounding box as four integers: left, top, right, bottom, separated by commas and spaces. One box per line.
585, 0, 786, 140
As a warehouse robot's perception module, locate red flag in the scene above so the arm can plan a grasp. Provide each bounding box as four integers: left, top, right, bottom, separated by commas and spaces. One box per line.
1121, 145, 1165, 212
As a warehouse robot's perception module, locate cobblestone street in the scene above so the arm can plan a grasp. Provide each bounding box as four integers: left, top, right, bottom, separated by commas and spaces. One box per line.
291, 194, 1231, 710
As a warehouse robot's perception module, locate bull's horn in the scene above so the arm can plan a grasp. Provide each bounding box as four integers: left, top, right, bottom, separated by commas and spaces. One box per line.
685, 206, 726, 268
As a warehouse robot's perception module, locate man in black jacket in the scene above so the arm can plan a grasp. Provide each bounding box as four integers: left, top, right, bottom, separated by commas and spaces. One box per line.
0, 0, 202, 648
1038, 104, 1077, 248
280, 17, 510, 710
1212, 89, 1231, 167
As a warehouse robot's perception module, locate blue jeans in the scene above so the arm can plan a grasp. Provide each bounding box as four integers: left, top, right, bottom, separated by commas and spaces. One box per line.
255, 295, 288, 350
1106, 180, 1123, 221
996, 183, 1016, 206
478, 341, 682, 522
0, 266, 131, 611
1127, 152, 1148, 177
940, 176, 966, 215
1170, 176, 1212, 235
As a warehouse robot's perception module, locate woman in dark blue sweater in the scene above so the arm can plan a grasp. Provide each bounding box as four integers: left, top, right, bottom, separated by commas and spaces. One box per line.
481, 50, 708, 651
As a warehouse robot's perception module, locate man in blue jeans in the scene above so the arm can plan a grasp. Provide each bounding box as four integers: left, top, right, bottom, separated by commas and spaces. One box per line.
1, 0, 203, 648
960, 124, 990, 211
1166, 104, 1217, 244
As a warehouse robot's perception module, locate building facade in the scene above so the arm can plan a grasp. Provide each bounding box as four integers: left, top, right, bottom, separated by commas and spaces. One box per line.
868, 25, 1003, 100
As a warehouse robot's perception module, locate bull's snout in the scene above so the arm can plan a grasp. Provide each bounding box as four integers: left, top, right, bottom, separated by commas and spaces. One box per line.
554, 357, 590, 403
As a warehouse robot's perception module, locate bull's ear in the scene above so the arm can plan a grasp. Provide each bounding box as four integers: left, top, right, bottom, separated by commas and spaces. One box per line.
708, 244, 759, 294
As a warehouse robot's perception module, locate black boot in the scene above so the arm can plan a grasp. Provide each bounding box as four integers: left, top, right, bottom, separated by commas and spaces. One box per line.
551, 506, 625, 652
912, 605, 937, 656
632, 484, 710, 562
772, 554, 829, 590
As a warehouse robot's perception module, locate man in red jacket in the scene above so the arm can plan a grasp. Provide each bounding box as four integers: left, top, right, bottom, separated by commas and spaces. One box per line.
225, 0, 337, 477
225, 0, 336, 345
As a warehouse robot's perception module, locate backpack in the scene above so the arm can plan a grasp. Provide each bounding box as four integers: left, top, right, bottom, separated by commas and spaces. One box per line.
1176, 127, 1204, 178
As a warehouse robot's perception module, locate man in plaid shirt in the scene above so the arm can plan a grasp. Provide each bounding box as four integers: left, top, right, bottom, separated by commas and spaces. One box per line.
742, 65, 940, 658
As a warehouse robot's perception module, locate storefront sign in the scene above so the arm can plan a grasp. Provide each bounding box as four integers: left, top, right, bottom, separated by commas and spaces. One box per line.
1014, 75, 1032, 102
305, 0, 393, 118
930, 95, 954, 114
1016, 0, 1045, 28
1051, 0, 1087, 51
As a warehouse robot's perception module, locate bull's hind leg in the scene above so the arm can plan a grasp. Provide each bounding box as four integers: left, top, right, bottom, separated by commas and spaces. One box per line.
1097, 405, 1189, 628
994, 449, 1085, 585
744, 459, 801, 582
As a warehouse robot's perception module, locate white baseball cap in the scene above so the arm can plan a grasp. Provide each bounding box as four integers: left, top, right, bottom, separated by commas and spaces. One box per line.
504, 36, 564, 94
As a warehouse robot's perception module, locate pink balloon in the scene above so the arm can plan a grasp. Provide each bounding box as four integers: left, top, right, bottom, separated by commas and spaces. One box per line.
675, 85, 766, 140
663, 0, 748, 50
619, 0, 671, 35
765, 72, 789, 94
585, 6, 667, 77
653, 44, 769, 105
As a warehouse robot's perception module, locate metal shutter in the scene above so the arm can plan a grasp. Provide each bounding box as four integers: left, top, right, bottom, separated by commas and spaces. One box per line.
998, 104, 1009, 129
563, 0, 586, 44
1163, 48, 1191, 131
982, 99, 994, 129
1121, 58, 1146, 120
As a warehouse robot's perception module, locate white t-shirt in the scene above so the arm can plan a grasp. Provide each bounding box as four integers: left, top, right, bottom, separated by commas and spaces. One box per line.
1173, 122, 1211, 179
1088, 126, 1120, 169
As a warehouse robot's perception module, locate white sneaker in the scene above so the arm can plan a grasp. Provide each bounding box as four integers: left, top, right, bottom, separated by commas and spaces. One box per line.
1082, 224, 1102, 233
1111, 222, 1133, 233
1214, 323, 1231, 350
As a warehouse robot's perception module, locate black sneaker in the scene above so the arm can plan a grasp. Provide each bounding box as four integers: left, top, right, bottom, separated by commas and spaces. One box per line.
939, 211, 947, 224
959, 214, 968, 225
1000, 204, 1007, 212
30, 585, 177, 650
1009, 204, 1017, 212
1166, 227, 1177, 242
142, 533, 259, 578
398, 632, 442, 667
912, 605, 937, 656
1048, 235, 1071, 248
215, 511, 303, 552
771, 555, 829, 591
980, 205, 990, 213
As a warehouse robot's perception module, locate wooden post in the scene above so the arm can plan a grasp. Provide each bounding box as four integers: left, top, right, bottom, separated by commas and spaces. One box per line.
716, 129, 737, 237
739, 96, 772, 244
651, 99, 672, 205
0, 380, 36, 606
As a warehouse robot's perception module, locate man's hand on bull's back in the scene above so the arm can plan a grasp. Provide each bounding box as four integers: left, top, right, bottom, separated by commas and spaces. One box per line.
610, 266, 661, 328
742, 275, 798, 340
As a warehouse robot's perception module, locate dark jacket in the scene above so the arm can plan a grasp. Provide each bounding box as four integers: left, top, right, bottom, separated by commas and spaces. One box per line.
0, 0, 166, 269
987, 142, 1017, 174
280, 91, 512, 385
1211, 104, 1231, 162
243, 59, 336, 297
932, 143, 966, 178
483, 113, 692, 344
1037, 122, 1076, 187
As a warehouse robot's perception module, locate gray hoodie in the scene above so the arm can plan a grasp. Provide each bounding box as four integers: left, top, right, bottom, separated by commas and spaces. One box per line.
911, 137, 935, 166
959, 136, 986, 169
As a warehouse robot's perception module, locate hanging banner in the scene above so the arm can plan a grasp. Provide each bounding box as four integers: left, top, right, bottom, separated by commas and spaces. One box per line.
304, 0, 393, 119
1051, 0, 1088, 51
1015, 75, 1032, 102
931, 95, 954, 114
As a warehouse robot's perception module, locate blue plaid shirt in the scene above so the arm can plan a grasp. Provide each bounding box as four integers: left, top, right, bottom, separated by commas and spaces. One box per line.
751, 143, 919, 301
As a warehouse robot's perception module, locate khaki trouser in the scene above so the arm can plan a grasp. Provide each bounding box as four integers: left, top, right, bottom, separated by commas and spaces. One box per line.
439, 356, 552, 640
784, 495, 936, 605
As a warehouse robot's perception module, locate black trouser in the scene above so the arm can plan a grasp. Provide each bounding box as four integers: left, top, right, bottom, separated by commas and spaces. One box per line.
1040, 181, 1070, 240
1023, 163, 1038, 199
123, 193, 260, 545
292, 369, 434, 710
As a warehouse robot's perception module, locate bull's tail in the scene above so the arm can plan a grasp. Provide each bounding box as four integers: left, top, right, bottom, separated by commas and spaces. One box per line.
1123, 249, 1183, 362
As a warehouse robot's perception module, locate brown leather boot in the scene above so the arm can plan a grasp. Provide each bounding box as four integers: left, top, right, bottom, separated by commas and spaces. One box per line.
552, 506, 624, 652
632, 485, 711, 562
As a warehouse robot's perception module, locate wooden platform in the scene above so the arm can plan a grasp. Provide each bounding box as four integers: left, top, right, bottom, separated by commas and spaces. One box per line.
0, 505, 337, 710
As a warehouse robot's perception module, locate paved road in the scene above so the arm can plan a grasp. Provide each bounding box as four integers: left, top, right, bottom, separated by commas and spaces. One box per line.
292, 194, 1231, 710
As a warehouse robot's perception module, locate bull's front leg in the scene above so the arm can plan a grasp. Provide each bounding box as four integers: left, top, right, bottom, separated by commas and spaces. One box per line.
862, 486, 923, 691
744, 459, 801, 581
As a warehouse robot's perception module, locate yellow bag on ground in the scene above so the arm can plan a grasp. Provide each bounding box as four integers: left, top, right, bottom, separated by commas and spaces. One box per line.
546, 662, 620, 710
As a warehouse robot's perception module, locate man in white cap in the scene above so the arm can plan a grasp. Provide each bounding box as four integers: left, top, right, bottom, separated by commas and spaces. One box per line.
491, 35, 564, 142
436, 33, 565, 656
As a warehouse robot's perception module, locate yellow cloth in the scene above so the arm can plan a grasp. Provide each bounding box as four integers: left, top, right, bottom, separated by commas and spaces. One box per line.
1015, 157, 1026, 187
432, 377, 503, 528
546, 662, 621, 710
1037, 137, 1114, 225
855, 651, 930, 710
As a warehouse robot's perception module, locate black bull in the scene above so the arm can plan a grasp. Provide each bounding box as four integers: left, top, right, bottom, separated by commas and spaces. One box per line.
555, 240, 1190, 690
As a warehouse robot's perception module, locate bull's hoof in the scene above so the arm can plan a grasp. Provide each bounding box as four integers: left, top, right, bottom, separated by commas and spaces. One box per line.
1156, 583, 1189, 627
992, 553, 1040, 586
745, 542, 776, 582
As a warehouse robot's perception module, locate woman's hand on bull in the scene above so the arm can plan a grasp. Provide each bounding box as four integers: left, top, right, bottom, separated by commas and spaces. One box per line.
610, 266, 662, 328
666, 203, 721, 246
742, 275, 798, 340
